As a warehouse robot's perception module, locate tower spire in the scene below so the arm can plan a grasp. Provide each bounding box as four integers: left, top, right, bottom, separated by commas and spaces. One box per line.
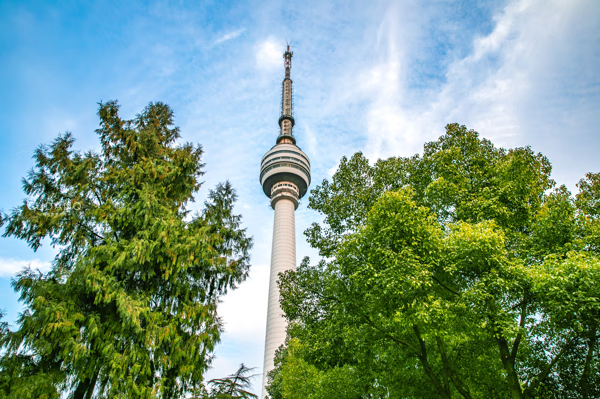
277, 45, 295, 145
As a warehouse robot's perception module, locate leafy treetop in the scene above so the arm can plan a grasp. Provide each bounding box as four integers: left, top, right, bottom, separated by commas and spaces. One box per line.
0, 101, 253, 399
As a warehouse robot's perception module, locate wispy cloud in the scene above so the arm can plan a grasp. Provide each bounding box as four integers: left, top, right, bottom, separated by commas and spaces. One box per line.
0, 258, 51, 278
357, 0, 600, 168
214, 28, 246, 45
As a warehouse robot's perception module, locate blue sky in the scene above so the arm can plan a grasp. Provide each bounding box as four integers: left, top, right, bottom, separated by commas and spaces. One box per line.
1, 0, 599, 394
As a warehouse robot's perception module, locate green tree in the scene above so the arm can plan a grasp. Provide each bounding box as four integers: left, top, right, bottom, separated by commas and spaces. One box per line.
193, 363, 258, 399
0, 101, 252, 399
270, 124, 599, 399
266, 338, 366, 399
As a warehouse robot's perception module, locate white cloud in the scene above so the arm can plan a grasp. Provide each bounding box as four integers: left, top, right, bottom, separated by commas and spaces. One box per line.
255, 38, 282, 71
214, 28, 246, 45
357, 0, 600, 167
326, 164, 338, 177
359, 3, 430, 162
0, 258, 51, 278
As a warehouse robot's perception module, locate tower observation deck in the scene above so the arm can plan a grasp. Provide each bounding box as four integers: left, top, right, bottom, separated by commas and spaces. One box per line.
259, 45, 310, 398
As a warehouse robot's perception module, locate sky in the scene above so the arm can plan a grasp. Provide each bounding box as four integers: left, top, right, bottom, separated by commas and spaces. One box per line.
0, 0, 599, 394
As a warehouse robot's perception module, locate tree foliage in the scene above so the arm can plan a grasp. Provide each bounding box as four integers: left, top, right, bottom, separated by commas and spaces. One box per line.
0, 101, 252, 399
192, 363, 258, 399
268, 124, 600, 399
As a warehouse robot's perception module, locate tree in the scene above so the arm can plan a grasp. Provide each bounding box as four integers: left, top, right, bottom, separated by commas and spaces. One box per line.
0, 101, 252, 399
266, 338, 365, 399
269, 124, 599, 399
192, 363, 258, 399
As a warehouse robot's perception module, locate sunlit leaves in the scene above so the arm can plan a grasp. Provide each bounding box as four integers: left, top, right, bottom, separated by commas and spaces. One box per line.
271, 123, 600, 399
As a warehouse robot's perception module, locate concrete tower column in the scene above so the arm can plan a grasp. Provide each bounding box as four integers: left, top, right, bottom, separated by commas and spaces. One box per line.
259, 45, 311, 398
261, 198, 296, 398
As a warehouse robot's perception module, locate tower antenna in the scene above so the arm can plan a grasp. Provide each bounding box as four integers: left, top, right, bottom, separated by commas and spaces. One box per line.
279, 44, 294, 142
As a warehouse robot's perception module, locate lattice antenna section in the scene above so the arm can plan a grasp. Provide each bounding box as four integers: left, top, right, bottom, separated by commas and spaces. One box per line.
277, 45, 295, 145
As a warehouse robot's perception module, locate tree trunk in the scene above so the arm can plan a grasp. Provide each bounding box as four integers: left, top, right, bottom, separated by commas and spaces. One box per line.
496, 335, 523, 399
487, 300, 523, 399
436, 336, 473, 399
580, 332, 597, 399
72, 377, 92, 399
83, 368, 100, 399
412, 325, 452, 399
73, 365, 100, 399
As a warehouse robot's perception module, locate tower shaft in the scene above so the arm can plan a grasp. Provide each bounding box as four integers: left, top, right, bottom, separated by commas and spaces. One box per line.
261, 198, 296, 398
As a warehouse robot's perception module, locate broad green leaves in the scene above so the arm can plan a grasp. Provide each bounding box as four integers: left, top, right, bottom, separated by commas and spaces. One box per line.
271, 124, 599, 399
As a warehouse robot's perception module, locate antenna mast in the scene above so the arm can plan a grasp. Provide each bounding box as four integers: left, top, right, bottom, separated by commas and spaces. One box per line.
277, 45, 295, 144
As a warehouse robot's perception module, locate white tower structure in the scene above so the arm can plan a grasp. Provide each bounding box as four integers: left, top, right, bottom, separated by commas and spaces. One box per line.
259, 46, 311, 398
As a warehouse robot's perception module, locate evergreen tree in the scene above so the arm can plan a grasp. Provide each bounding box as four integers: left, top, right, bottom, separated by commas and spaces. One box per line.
192, 363, 258, 399
0, 101, 252, 399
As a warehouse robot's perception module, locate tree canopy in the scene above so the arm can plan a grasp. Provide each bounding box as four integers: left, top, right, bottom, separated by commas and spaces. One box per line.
0, 101, 252, 399
268, 123, 600, 399
193, 363, 258, 399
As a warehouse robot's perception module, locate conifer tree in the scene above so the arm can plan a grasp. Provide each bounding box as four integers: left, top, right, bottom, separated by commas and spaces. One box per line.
0, 101, 252, 399
193, 364, 258, 399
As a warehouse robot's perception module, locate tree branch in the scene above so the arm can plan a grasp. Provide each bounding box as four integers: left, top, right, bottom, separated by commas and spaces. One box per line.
510, 301, 528, 361
360, 313, 417, 353
487, 299, 523, 399
524, 339, 572, 397
580, 328, 598, 399
412, 324, 451, 399
77, 221, 105, 242
436, 336, 473, 399
431, 275, 460, 296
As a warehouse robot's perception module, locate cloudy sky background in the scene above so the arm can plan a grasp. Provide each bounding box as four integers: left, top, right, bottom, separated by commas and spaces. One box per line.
1, 0, 599, 394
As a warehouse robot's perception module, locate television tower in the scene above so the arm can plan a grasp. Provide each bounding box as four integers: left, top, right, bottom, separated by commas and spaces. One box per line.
259, 45, 311, 397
